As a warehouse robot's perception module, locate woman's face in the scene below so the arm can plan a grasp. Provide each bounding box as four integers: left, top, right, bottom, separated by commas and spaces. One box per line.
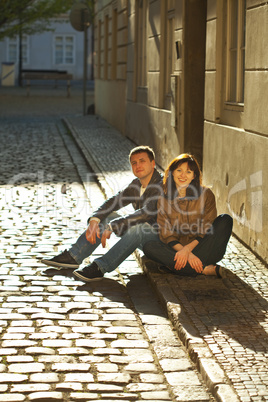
172, 162, 195, 189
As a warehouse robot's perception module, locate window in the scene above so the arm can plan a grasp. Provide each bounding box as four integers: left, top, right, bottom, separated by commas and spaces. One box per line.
165, 9, 174, 96
217, 0, 246, 126
54, 35, 74, 65
111, 8, 118, 80
8, 38, 17, 63
7, 35, 29, 64
136, 0, 148, 87
162, 0, 175, 109
97, 20, 102, 78
104, 15, 109, 80
226, 0, 246, 105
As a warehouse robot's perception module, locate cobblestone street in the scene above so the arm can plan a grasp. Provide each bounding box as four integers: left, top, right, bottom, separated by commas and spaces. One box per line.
0, 87, 215, 401
0, 86, 268, 402
63, 115, 268, 402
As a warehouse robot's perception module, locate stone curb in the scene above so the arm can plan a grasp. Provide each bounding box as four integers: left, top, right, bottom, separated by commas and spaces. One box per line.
63, 116, 240, 402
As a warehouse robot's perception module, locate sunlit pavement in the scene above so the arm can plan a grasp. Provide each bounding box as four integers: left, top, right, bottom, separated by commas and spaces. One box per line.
0, 87, 215, 402
0, 86, 267, 401
65, 114, 268, 402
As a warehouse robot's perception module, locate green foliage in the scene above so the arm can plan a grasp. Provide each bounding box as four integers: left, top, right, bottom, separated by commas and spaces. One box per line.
0, 0, 95, 40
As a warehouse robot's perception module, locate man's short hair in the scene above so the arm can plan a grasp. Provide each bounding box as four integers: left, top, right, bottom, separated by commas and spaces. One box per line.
129, 146, 155, 162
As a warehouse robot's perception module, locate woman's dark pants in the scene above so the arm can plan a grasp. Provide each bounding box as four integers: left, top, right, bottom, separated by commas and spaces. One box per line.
143, 214, 233, 277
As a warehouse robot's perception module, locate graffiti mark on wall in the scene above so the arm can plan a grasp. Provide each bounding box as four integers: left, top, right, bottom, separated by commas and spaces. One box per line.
227, 171, 262, 232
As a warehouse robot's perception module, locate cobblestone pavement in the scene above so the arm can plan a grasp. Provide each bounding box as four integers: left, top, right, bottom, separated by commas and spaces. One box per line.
63, 114, 268, 402
0, 87, 215, 401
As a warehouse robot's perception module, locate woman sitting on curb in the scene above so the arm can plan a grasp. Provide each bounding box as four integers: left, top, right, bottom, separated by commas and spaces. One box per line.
143, 153, 233, 277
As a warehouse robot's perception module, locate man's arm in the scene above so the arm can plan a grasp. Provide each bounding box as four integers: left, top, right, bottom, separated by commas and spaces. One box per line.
88, 179, 139, 224
85, 179, 141, 244
88, 170, 162, 239
109, 179, 163, 236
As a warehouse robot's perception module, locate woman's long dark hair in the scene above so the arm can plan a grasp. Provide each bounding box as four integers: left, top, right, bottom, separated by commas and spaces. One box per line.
163, 153, 202, 199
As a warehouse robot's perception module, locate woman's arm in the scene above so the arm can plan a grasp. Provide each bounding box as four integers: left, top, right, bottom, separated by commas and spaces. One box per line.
157, 198, 180, 244
173, 189, 217, 273
195, 188, 217, 241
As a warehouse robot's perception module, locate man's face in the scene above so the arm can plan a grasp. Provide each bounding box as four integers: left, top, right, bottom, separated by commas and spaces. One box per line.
130, 152, 155, 181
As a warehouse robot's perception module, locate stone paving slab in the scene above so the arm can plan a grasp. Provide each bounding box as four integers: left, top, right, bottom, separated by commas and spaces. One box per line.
64, 114, 268, 402
0, 113, 214, 401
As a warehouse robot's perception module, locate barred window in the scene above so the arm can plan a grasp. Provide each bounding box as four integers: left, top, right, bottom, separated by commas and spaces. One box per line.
111, 8, 118, 80
7, 35, 29, 64
226, 0, 246, 105
162, 0, 175, 109
54, 35, 74, 65
137, 0, 148, 87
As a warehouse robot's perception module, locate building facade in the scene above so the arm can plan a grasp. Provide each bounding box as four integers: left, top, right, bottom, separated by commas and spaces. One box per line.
203, 0, 268, 261
94, 0, 207, 168
94, 0, 268, 263
0, 15, 93, 82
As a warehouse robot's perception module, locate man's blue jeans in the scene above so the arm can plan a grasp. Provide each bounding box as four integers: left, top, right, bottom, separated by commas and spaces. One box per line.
68, 214, 159, 274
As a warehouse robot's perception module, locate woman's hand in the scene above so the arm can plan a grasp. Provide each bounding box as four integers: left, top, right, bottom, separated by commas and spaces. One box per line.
187, 253, 203, 273
173, 245, 203, 273
174, 247, 190, 270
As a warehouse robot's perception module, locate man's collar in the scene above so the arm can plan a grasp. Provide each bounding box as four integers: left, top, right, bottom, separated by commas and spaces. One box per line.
139, 168, 162, 189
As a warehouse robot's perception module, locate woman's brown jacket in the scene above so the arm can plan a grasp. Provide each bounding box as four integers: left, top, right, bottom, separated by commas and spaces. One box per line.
157, 186, 217, 247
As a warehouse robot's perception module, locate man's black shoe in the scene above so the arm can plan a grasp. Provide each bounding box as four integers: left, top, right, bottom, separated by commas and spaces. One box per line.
41, 250, 79, 269
73, 262, 104, 282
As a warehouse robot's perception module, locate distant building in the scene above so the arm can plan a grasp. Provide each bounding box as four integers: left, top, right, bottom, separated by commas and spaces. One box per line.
94, 0, 268, 262
0, 15, 93, 82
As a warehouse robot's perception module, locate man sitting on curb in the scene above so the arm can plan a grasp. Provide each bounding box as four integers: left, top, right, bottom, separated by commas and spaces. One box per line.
41, 145, 163, 281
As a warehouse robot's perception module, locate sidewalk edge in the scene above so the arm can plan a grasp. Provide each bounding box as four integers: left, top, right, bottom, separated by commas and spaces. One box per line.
138, 255, 240, 402
62, 117, 115, 199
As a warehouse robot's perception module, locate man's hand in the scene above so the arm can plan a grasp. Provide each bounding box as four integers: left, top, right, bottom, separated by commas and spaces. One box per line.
86, 220, 100, 244
101, 229, 112, 248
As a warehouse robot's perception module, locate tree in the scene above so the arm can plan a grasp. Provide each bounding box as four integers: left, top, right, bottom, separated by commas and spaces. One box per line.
0, 0, 95, 85
0, 0, 95, 40
0, 0, 72, 40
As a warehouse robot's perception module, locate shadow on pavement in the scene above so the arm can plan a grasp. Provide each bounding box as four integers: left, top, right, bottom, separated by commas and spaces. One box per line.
41, 266, 168, 318
163, 269, 268, 353
41, 262, 268, 354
